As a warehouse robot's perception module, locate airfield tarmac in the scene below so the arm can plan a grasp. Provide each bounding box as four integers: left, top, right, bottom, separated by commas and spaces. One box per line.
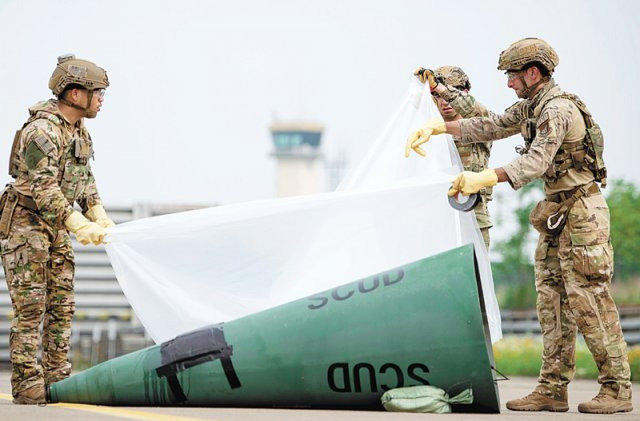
1, 372, 638, 420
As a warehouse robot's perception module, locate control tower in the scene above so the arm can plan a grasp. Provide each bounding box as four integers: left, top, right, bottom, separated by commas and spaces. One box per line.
270, 122, 324, 197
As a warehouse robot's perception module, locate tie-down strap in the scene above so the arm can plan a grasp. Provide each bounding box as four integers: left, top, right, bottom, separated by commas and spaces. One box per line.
155, 323, 241, 403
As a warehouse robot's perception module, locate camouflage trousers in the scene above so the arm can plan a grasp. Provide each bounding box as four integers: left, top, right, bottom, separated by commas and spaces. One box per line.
533, 194, 631, 401
479, 227, 490, 251
1, 205, 75, 396
473, 197, 492, 250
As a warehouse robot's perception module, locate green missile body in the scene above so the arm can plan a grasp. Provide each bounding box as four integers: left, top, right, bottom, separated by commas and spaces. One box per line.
49, 244, 500, 412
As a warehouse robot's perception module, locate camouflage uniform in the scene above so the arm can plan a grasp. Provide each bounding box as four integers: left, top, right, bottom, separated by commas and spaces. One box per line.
457, 79, 632, 401
438, 86, 493, 248
1, 99, 102, 396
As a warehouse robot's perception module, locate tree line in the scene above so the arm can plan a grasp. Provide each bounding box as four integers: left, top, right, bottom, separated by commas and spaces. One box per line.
491, 179, 640, 308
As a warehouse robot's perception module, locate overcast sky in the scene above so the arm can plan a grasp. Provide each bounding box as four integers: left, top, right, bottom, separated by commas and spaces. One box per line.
0, 0, 638, 207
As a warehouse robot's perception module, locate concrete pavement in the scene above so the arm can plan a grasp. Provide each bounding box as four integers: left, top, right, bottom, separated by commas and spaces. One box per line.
1, 372, 638, 420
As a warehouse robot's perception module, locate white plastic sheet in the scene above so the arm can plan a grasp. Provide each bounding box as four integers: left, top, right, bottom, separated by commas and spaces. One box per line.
105, 79, 501, 344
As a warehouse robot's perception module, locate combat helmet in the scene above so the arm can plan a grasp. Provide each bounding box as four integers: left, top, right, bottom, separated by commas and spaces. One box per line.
49, 54, 109, 96
434, 66, 471, 90
497, 38, 559, 74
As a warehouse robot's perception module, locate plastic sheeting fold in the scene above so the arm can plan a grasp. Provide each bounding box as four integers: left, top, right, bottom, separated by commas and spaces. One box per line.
105, 79, 502, 344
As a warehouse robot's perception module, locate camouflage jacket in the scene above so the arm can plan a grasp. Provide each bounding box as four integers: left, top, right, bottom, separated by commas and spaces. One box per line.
440, 85, 493, 174
10, 99, 102, 227
439, 85, 494, 229
457, 80, 594, 195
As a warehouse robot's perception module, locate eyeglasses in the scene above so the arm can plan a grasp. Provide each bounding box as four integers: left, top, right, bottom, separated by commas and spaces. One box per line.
506, 71, 522, 81
92, 88, 106, 98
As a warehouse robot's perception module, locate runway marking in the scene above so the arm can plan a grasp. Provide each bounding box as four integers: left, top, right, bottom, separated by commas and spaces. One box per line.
49, 403, 211, 421
1, 392, 210, 420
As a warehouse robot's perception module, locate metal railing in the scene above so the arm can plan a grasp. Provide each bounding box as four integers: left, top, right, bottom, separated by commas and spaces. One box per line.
501, 306, 640, 344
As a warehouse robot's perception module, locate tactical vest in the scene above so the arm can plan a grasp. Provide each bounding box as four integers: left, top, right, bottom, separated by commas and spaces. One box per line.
517, 91, 607, 187
8, 108, 94, 205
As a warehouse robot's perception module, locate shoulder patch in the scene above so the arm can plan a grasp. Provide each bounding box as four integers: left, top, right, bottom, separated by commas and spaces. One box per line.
537, 117, 551, 137
33, 135, 56, 156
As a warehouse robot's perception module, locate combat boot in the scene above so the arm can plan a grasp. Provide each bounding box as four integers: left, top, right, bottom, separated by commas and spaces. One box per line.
12, 384, 46, 405
578, 393, 633, 414
506, 391, 569, 412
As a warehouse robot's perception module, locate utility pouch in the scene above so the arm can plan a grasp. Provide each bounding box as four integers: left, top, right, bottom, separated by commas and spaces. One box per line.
529, 183, 595, 236
8, 129, 23, 178
529, 200, 566, 236
585, 124, 607, 186
74, 137, 93, 164
0, 188, 19, 237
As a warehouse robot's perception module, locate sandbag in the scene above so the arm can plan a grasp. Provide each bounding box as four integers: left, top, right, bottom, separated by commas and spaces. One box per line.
381, 385, 473, 413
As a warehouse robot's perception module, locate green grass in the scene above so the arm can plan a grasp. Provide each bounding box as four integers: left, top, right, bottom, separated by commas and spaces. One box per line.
493, 336, 639, 381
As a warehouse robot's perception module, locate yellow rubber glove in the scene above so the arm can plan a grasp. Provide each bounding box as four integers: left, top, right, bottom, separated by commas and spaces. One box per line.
85, 205, 115, 228
413, 67, 438, 90
65, 211, 106, 245
404, 118, 447, 157
448, 169, 498, 196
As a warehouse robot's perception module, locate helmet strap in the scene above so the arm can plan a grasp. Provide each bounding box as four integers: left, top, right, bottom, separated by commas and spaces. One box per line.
86, 89, 94, 108
58, 89, 94, 116
519, 73, 548, 99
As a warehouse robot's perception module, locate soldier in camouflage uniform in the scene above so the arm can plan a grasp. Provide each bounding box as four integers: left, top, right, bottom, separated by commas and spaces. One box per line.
0, 55, 115, 404
412, 66, 493, 249
408, 38, 632, 414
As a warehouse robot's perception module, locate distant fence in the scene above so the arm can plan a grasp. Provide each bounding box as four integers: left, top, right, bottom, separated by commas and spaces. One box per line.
501, 305, 640, 345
